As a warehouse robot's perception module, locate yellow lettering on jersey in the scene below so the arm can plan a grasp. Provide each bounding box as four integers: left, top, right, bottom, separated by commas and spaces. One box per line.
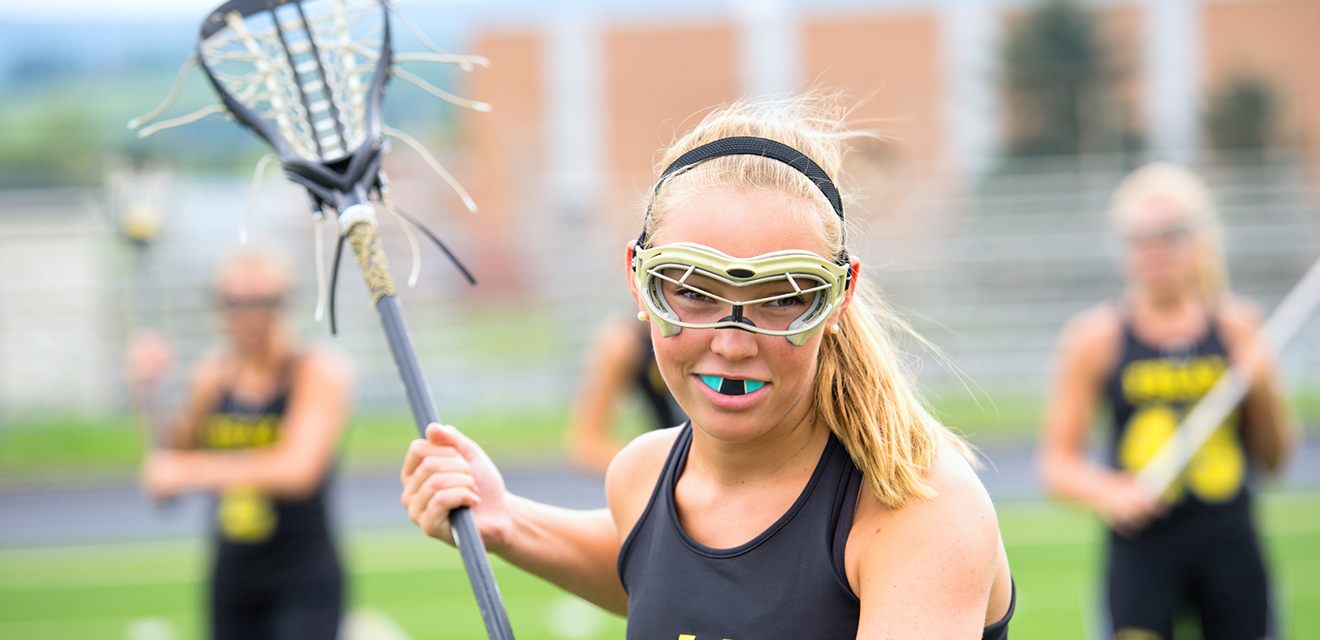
676, 636, 732, 640
204, 414, 280, 450
1121, 356, 1226, 404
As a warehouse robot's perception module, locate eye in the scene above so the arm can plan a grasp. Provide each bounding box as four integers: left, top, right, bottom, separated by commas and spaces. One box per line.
667, 282, 716, 304
765, 295, 807, 308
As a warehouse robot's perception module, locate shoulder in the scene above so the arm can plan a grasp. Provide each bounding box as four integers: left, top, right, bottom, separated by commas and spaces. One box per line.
1056, 302, 1124, 375
294, 346, 354, 386
605, 426, 683, 536
849, 438, 1000, 593
861, 438, 999, 551
1217, 294, 1265, 346
1059, 302, 1122, 352
188, 348, 230, 393
848, 438, 1011, 634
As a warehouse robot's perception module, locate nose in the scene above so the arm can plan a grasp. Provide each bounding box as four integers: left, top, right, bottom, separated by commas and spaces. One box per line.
708, 325, 759, 361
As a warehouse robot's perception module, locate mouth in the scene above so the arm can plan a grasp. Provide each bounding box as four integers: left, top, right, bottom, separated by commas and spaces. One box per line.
698, 374, 768, 396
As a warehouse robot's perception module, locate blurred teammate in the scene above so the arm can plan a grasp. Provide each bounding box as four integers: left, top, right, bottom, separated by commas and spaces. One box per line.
565, 315, 686, 473
1039, 163, 1297, 639
399, 95, 1015, 637
127, 248, 353, 640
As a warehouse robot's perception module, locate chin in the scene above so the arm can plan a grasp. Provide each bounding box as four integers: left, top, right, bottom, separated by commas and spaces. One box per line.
689, 414, 768, 443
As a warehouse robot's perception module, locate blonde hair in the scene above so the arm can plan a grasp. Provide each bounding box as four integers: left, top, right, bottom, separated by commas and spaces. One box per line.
645, 95, 967, 508
1109, 162, 1229, 299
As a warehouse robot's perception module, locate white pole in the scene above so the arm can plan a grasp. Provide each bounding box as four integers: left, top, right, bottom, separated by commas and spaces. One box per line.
1136, 256, 1320, 498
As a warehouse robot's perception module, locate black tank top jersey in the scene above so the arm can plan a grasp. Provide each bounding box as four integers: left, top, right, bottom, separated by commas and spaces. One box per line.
618, 423, 1014, 639
202, 358, 338, 577
634, 325, 687, 430
1104, 314, 1256, 542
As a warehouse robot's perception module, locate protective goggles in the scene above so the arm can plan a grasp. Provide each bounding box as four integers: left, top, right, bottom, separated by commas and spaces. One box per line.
632, 242, 853, 346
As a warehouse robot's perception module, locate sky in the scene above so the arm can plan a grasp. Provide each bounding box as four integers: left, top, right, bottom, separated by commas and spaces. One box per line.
0, 0, 491, 23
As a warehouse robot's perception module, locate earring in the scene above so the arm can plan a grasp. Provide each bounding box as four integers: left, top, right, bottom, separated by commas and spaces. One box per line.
637, 311, 649, 322
828, 323, 841, 335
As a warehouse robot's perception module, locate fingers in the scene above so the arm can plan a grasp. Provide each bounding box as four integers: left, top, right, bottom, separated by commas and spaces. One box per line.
406, 471, 480, 522
400, 429, 481, 543
406, 476, 482, 541
426, 422, 483, 462
402, 453, 472, 503
1109, 495, 1167, 537
401, 429, 460, 482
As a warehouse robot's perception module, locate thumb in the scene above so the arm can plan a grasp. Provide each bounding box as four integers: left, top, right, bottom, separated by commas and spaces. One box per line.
425, 423, 482, 461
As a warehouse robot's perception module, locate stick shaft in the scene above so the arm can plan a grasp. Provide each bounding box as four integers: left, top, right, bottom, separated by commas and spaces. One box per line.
347, 220, 516, 639
1136, 255, 1320, 497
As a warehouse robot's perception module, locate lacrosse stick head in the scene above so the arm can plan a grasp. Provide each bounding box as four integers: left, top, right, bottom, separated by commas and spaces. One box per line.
197, 0, 393, 212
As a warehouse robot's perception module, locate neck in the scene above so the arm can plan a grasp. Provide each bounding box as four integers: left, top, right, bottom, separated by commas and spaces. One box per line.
234, 330, 290, 372
687, 404, 829, 488
1134, 284, 1200, 315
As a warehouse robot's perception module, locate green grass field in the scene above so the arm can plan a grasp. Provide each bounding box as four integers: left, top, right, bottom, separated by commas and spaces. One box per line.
1, 492, 1316, 639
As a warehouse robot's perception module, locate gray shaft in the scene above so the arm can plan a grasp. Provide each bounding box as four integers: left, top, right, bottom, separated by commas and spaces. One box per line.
376, 288, 515, 639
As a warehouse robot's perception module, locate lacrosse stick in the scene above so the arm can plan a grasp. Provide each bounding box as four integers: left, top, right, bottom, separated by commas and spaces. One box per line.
1136, 254, 1320, 500
129, 1, 512, 636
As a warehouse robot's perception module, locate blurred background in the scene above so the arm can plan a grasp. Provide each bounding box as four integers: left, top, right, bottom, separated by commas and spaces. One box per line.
1, 0, 1317, 638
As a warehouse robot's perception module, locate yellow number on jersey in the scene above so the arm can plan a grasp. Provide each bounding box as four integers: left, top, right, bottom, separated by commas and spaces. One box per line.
218, 486, 277, 542
1119, 405, 1244, 503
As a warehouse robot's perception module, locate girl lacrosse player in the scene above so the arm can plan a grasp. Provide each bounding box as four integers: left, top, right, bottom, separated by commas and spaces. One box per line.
128, 248, 353, 640
400, 95, 1014, 638
1039, 163, 1297, 639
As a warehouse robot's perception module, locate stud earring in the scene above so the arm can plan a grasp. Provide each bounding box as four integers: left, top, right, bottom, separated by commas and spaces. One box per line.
637, 311, 649, 322
828, 323, 841, 335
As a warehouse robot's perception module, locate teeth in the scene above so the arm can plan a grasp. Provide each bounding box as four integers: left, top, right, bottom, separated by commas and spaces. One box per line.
699, 375, 767, 396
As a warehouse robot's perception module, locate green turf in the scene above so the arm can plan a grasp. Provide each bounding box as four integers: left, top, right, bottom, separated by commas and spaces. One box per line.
0, 493, 1317, 639
0, 408, 577, 483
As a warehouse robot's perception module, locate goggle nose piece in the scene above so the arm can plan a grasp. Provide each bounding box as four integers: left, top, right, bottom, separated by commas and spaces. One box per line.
717, 305, 758, 330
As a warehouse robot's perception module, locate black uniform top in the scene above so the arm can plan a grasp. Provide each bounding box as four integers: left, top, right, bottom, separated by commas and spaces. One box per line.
633, 324, 686, 430
618, 423, 1014, 639
201, 357, 339, 581
1103, 314, 1256, 543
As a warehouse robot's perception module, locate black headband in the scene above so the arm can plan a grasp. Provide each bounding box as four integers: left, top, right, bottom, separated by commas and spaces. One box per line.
638, 136, 848, 263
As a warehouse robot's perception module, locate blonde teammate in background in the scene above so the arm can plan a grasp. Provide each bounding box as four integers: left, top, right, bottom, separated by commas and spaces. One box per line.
566, 315, 686, 473
127, 248, 353, 640
1039, 163, 1297, 639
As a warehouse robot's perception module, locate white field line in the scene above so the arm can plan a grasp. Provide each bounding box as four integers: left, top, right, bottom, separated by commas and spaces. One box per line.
0, 607, 409, 639
0, 531, 463, 590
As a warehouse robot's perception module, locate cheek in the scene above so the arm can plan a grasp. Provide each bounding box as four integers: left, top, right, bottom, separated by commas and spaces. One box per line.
649, 327, 699, 381
774, 343, 821, 384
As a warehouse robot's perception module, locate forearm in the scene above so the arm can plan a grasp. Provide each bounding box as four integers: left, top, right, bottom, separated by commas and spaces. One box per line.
1041, 450, 1128, 510
129, 384, 187, 449
1242, 372, 1297, 473
498, 495, 627, 615
167, 448, 326, 497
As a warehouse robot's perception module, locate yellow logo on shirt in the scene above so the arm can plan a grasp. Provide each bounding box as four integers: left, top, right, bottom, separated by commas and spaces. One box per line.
1118, 355, 1244, 502
204, 414, 280, 450
218, 486, 276, 542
